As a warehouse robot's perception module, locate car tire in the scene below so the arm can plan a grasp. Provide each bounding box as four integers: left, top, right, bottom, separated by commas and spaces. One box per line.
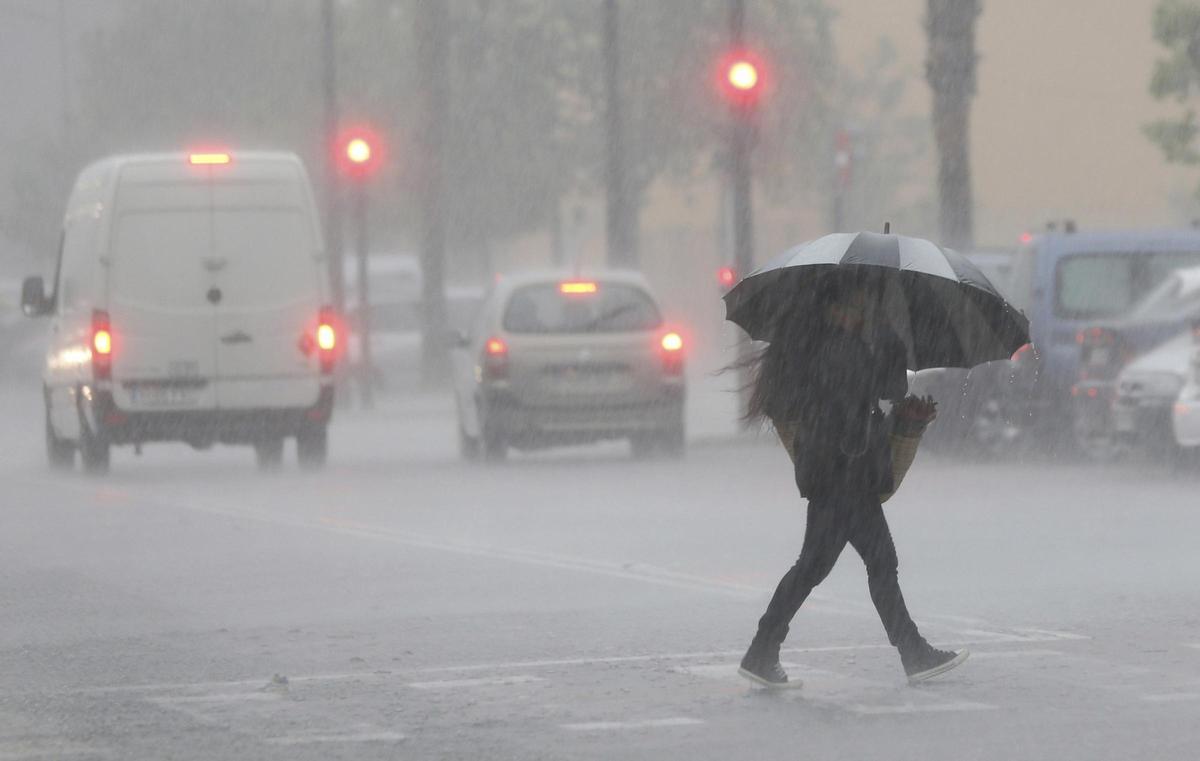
79, 421, 110, 475
458, 423, 481, 461
630, 434, 657, 459
255, 438, 285, 471
658, 422, 686, 459
481, 421, 507, 462
45, 402, 75, 472
296, 425, 328, 471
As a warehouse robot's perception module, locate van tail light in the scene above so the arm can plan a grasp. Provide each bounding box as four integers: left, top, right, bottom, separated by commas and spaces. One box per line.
1078, 328, 1128, 382
482, 336, 508, 380
660, 331, 684, 376
317, 306, 338, 374
92, 310, 112, 380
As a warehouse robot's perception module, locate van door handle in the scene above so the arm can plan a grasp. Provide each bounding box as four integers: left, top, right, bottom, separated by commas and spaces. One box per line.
202, 257, 228, 272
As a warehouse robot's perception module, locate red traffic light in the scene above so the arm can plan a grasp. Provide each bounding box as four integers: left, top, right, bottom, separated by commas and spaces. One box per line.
335, 126, 383, 178
717, 49, 767, 108
717, 266, 737, 289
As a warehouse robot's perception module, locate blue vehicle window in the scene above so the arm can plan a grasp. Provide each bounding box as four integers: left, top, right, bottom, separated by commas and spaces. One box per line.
1055, 251, 1200, 320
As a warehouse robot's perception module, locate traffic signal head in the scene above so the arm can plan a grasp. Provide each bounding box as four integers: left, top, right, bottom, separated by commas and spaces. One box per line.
717, 49, 767, 109
335, 126, 383, 178
717, 266, 737, 290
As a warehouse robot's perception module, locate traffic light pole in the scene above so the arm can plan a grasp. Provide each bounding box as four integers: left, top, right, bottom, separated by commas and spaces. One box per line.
320, 0, 345, 315
729, 0, 756, 422
352, 182, 374, 410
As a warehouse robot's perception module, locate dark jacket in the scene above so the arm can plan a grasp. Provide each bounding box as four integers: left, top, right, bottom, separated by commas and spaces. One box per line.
769, 326, 908, 499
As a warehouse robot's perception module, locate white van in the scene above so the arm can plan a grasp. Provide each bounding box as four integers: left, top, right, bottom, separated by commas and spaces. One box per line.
21, 151, 337, 473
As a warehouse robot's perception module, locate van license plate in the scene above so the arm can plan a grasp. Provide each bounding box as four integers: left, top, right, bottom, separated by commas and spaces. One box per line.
129, 385, 198, 407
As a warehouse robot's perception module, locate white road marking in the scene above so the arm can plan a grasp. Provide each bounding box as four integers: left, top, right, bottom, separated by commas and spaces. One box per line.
562, 717, 704, 732
407, 675, 544, 690
265, 731, 405, 745
1141, 693, 1200, 703
1185, 643, 1200, 651
969, 649, 1064, 659
22, 474, 1084, 647
848, 701, 997, 715
0, 744, 109, 760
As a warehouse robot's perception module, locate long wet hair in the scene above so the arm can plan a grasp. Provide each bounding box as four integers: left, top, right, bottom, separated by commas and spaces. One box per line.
740, 269, 878, 425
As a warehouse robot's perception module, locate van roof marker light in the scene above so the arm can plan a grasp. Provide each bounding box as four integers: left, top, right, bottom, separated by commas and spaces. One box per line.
560, 281, 598, 294
189, 152, 231, 166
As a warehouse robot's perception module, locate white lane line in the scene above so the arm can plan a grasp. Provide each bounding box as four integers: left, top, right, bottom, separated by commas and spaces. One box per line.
265, 731, 406, 745
21, 474, 1086, 647
0, 744, 109, 760
1185, 643, 1200, 650
562, 717, 704, 732
849, 701, 997, 715
152, 692, 281, 704
1141, 693, 1200, 703
969, 649, 1064, 660
407, 675, 544, 690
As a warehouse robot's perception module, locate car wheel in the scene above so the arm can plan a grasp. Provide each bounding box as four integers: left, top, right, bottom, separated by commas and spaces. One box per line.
255, 438, 285, 471
630, 434, 657, 459
296, 425, 328, 471
458, 423, 481, 461
79, 422, 110, 475
658, 422, 686, 459
45, 400, 75, 471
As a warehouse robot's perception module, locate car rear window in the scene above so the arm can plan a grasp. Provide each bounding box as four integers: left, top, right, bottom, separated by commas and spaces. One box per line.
502, 283, 662, 334
1056, 251, 1200, 320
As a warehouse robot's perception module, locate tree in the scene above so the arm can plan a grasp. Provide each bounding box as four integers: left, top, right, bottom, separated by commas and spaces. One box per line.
925, 0, 981, 249
1146, 0, 1200, 188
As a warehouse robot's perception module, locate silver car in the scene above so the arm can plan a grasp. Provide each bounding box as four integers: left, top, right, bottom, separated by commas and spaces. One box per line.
451, 272, 686, 460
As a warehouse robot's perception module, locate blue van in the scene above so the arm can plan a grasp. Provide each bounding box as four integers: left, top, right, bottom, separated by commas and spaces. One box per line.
1004, 229, 1200, 439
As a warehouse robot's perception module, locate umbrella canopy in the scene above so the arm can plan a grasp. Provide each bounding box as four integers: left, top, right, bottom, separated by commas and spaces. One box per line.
723, 232, 1031, 370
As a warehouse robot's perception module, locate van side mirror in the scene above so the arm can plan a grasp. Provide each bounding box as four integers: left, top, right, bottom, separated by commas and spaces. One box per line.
20, 276, 51, 317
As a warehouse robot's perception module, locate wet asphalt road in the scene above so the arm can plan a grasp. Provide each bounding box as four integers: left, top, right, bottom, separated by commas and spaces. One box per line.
2, 383, 1199, 760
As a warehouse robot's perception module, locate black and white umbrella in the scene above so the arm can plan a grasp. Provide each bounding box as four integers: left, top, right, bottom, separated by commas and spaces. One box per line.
723, 231, 1030, 370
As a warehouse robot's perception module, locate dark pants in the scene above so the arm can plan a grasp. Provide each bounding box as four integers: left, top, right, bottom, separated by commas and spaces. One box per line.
753, 491, 922, 655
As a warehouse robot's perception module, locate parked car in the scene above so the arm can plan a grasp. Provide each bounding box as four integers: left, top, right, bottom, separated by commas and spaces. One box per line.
1112, 328, 1194, 458
1171, 323, 1200, 451
1073, 266, 1200, 457
21, 150, 336, 473
450, 271, 686, 460
1001, 228, 1200, 450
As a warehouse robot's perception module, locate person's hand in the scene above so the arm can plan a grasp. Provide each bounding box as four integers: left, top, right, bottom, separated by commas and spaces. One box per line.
894, 394, 938, 423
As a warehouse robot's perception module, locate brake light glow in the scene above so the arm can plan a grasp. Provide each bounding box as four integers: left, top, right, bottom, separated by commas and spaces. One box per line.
486, 337, 507, 355
316, 306, 338, 374
661, 332, 683, 352
482, 336, 508, 380
560, 281, 598, 295
91, 310, 112, 380
317, 323, 336, 352
189, 152, 231, 165
93, 329, 112, 356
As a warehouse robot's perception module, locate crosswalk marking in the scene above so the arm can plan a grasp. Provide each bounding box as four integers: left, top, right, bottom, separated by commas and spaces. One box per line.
562, 717, 704, 732
265, 731, 406, 745
407, 675, 544, 690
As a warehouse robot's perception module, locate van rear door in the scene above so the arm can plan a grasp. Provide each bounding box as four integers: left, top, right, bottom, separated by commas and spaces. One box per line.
211, 207, 322, 409
108, 210, 218, 411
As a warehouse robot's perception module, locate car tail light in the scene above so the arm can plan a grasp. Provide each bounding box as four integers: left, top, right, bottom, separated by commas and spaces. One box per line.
1078, 328, 1127, 382
660, 331, 684, 375
92, 310, 112, 380
483, 336, 508, 380
317, 306, 338, 374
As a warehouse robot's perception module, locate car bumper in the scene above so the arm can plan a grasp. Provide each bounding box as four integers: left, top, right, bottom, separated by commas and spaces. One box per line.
483, 386, 684, 444
1112, 396, 1174, 445
90, 385, 334, 445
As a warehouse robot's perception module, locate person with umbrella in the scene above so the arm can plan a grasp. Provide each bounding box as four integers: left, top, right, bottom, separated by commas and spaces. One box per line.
725, 230, 1030, 689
